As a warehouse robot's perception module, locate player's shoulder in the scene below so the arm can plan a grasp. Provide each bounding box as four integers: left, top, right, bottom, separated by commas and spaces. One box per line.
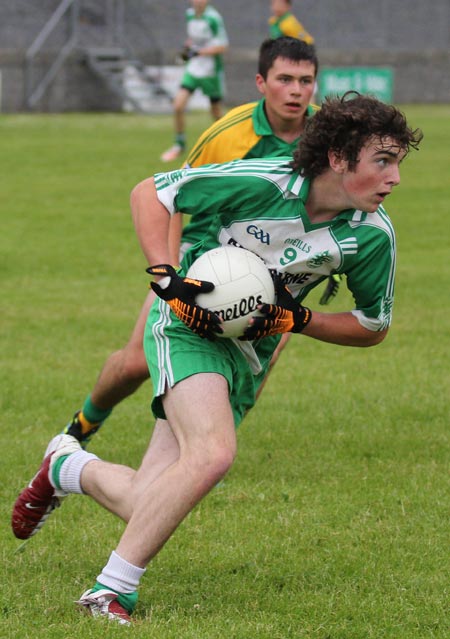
185, 103, 258, 166
281, 12, 301, 28
286, 12, 301, 24
198, 101, 256, 138
193, 155, 292, 173
352, 206, 396, 243
225, 155, 294, 173
220, 102, 257, 123
203, 5, 224, 20
372, 206, 395, 237
201, 102, 257, 139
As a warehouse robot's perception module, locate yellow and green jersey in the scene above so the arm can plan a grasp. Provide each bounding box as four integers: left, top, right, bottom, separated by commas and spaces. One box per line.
182, 99, 319, 244
268, 12, 314, 44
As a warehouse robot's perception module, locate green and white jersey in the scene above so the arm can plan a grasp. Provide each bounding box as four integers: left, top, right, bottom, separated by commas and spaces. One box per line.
185, 5, 228, 78
155, 158, 396, 331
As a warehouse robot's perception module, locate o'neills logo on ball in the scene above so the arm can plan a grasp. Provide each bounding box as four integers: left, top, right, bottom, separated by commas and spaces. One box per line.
218, 295, 263, 321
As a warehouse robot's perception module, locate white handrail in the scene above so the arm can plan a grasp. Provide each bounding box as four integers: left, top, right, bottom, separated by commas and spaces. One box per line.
26, 0, 78, 60
25, 0, 80, 108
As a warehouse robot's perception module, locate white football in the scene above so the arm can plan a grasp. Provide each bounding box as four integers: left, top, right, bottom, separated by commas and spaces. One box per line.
186, 246, 275, 338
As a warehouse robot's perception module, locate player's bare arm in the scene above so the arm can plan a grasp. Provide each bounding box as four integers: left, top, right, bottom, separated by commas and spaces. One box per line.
130, 178, 171, 268
302, 311, 388, 347
168, 214, 184, 266
197, 44, 228, 56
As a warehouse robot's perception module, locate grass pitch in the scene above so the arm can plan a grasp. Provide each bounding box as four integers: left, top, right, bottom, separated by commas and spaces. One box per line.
1, 106, 449, 638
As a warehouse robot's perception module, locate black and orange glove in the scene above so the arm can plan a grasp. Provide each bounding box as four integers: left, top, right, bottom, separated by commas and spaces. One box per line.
319, 273, 342, 305
147, 265, 223, 340
179, 46, 199, 62
240, 274, 312, 340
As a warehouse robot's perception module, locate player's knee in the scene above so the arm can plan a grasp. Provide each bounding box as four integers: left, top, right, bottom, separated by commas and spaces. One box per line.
188, 439, 236, 491
120, 344, 150, 383
210, 443, 236, 478
174, 92, 189, 113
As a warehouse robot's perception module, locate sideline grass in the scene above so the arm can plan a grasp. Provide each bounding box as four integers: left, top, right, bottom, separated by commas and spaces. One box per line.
1, 106, 449, 638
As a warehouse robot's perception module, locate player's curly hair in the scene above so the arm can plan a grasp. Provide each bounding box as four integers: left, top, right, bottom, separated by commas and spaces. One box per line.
292, 92, 423, 178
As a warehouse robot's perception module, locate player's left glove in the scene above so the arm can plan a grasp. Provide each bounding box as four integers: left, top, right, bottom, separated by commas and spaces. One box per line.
147, 264, 223, 340
240, 274, 312, 340
179, 46, 199, 62
319, 273, 342, 305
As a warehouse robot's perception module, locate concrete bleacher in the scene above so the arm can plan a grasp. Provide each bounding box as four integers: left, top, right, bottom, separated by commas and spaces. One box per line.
0, 0, 449, 112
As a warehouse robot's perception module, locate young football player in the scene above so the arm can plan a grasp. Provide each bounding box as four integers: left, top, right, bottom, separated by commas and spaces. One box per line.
12, 92, 422, 624
61, 37, 322, 448
160, 0, 229, 162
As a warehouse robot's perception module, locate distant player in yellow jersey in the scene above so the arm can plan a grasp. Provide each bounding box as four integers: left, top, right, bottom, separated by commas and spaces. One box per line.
269, 0, 314, 44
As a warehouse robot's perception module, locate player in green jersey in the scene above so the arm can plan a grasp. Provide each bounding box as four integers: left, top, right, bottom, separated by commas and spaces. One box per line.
58, 37, 321, 447
12, 93, 422, 623
161, 0, 229, 163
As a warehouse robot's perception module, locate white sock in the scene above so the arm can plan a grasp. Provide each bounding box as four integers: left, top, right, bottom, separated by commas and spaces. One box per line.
58, 450, 99, 494
97, 550, 146, 594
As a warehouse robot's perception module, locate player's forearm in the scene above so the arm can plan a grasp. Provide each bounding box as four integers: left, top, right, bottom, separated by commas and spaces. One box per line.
168, 213, 183, 266
302, 311, 388, 347
198, 45, 228, 56
130, 177, 172, 268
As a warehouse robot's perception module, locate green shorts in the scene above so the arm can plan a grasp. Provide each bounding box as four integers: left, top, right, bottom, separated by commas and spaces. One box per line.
181, 71, 225, 101
144, 297, 279, 427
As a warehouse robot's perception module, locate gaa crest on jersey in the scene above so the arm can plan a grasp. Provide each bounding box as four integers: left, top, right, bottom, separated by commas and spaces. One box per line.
246, 224, 270, 245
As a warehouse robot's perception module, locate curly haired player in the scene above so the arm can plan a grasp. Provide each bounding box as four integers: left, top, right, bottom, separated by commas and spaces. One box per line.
12, 93, 422, 624
58, 37, 322, 449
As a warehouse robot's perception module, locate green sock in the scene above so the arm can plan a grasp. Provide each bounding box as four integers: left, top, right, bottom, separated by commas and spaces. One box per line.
82, 396, 112, 425
175, 133, 186, 149
51, 454, 70, 490
92, 581, 138, 613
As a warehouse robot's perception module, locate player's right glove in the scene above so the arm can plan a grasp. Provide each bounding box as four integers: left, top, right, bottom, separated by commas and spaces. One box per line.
147, 264, 223, 340
240, 274, 312, 340
179, 46, 199, 62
